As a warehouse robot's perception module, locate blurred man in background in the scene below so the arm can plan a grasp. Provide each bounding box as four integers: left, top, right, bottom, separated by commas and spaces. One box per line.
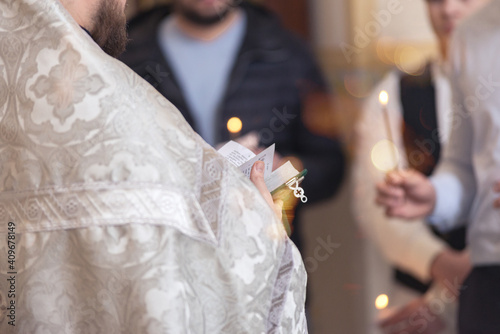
353, 0, 489, 332
120, 0, 345, 251
376, 0, 500, 332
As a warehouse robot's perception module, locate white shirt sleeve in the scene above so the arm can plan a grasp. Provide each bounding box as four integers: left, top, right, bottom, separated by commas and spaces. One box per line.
351, 71, 446, 282
429, 35, 476, 232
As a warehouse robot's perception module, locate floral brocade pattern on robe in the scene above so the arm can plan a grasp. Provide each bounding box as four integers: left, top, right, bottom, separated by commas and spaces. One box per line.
0, 1, 307, 333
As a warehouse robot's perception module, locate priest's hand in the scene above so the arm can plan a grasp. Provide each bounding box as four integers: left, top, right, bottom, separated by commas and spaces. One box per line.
250, 161, 283, 220
375, 169, 436, 219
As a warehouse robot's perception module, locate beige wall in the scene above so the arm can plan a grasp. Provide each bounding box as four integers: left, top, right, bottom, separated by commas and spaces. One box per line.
377, 0, 434, 41
311, 0, 438, 71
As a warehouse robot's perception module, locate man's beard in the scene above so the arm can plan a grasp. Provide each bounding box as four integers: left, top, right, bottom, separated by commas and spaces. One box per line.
177, 1, 236, 26
91, 0, 128, 58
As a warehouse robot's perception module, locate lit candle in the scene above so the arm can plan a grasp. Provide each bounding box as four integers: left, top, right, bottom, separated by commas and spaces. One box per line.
375, 294, 389, 310
375, 293, 392, 323
379, 91, 398, 170
227, 117, 242, 139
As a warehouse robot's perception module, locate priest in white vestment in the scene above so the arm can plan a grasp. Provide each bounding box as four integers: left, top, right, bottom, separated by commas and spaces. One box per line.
0, 0, 308, 333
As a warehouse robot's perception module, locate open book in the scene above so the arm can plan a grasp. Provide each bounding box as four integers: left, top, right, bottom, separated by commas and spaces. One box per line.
218, 141, 307, 203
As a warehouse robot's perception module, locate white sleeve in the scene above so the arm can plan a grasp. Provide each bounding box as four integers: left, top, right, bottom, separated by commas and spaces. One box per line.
351, 72, 446, 282
429, 33, 476, 232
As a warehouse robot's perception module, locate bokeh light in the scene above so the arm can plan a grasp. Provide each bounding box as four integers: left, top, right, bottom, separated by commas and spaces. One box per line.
227, 117, 242, 133
375, 294, 389, 310
395, 45, 426, 75
379, 90, 389, 106
371, 139, 400, 172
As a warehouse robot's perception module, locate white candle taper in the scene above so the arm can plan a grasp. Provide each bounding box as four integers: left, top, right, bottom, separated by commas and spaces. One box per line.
379, 90, 398, 170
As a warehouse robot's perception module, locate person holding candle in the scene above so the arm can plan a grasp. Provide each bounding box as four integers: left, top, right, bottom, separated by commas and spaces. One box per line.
120, 0, 345, 251
376, 0, 500, 332
352, 0, 489, 332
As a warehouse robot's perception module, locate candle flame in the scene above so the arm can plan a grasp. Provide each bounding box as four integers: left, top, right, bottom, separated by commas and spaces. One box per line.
227, 117, 242, 134
375, 294, 389, 310
379, 90, 389, 106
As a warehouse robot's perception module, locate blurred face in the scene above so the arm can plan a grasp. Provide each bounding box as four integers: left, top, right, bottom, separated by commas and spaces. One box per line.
92, 0, 128, 57
426, 0, 489, 43
173, 0, 238, 25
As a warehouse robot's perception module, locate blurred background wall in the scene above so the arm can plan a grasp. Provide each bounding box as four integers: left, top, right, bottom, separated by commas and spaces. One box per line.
125, 1, 439, 333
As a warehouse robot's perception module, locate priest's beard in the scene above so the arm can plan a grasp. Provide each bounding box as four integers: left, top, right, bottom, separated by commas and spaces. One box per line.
177, 0, 236, 26
92, 0, 128, 58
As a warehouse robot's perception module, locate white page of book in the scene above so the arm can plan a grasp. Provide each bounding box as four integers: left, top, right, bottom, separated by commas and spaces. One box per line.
218, 141, 274, 179
265, 161, 299, 192
217, 141, 255, 166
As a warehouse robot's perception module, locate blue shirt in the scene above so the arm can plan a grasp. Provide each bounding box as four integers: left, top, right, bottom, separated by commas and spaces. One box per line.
158, 12, 246, 145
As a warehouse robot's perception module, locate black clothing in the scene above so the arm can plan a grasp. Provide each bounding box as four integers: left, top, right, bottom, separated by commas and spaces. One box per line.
459, 266, 500, 334
397, 65, 466, 293
400, 64, 441, 176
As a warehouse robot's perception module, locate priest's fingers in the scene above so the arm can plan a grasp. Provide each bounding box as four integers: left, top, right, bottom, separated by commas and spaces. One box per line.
250, 161, 282, 220
250, 161, 271, 201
